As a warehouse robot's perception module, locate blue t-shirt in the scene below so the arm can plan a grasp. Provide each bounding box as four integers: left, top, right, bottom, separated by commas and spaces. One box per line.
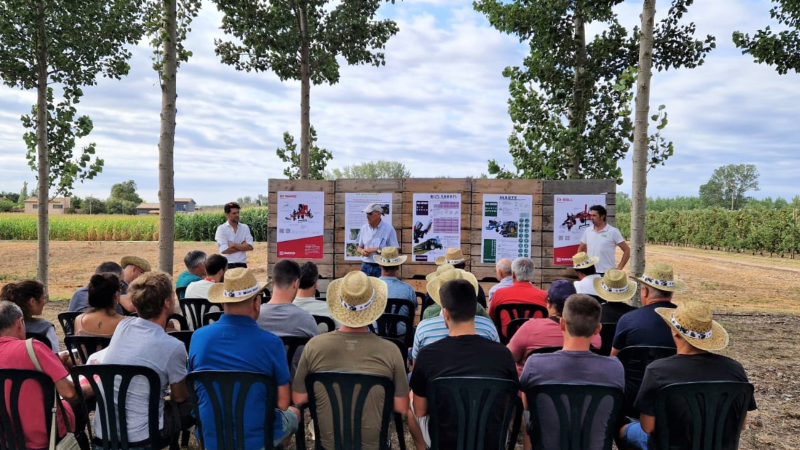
188, 314, 291, 448
177, 271, 203, 298
612, 301, 677, 351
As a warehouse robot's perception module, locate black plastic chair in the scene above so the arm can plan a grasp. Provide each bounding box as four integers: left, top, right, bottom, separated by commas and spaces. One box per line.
385, 297, 417, 319
303, 372, 403, 450
175, 286, 187, 300
25, 331, 52, 349
179, 297, 222, 330
64, 335, 112, 366
280, 336, 311, 377
369, 313, 414, 348
58, 311, 82, 337
524, 383, 624, 450
419, 292, 434, 320
597, 322, 616, 357
0, 369, 56, 450
506, 318, 530, 343
493, 303, 549, 344
617, 345, 677, 417
167, 313, 189, 331
187, 370, 278, 450
168, 330, 193, 353
527, 346, 563, 359
261, 289, 272, 304
427, 376, 522, 450
312, 314, 336, 333
382, 336, 409, 373
72, 364, 163, 450
203, 311, 224, 327
653, 381, 754, 450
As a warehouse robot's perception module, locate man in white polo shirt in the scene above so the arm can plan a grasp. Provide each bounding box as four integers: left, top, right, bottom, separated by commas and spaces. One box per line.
356, 203, 398, 277
577, 205, 629, 275
215, 201, 254, 269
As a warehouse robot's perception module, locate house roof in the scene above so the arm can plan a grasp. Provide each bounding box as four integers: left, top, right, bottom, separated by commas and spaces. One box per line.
175, 198, 195, 203
137, 203, 160, 209
25, 197, 69, 203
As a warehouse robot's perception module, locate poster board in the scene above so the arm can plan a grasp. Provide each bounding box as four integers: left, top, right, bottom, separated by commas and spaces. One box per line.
344, 192, 393, 261
276, 191, 325, 259
553, 194, 606, 265
411, 193, 461, 262
480, 194, 533, 263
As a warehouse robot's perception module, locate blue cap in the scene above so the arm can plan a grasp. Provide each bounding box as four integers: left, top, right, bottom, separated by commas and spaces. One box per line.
548, 279, 577, 306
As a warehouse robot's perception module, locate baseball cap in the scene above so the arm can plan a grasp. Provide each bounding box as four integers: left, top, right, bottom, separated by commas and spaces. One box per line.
361, 203, 384, 214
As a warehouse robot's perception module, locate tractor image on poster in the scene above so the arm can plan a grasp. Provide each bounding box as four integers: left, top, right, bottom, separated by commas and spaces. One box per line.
487, 220, 518, 238
562, 205, 592, 231
413, 220, 433, 243
286, 203, 314, 222
414, 236, 443, 254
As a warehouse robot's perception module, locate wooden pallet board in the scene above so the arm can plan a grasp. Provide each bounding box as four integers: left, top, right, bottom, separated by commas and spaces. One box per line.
268, 262, 334, 279
334, 179, 403, 192
268, 179, 335, 194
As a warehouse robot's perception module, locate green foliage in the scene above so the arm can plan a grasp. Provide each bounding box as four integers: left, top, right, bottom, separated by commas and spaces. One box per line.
476, 0, 715, 183
699, 164, 760, 210
21, 87, 104, 197
143, 0, 201, 73
276, 127, 332, 180
326, 161, 411, 179
0, 200, 17, 212
105, 198, 139, 215
18, 182, 27, 206
109, 180, 143, 204
236, 195, 268, 207
0, 191, 21, 204
79, 197, 107, 215
733, 0, 800, 75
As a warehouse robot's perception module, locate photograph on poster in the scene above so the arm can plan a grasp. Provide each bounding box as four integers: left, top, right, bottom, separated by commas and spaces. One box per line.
277, 191, 325, 259
481, 194, 533, 263
412, 193, 461, 262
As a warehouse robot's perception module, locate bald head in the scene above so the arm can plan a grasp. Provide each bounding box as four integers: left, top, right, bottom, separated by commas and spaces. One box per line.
496, 259, 512, 279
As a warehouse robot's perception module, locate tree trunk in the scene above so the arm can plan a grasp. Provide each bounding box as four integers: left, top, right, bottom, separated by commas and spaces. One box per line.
567, 14, 587, 179
158, 0, 178, 274
36, 0, 49, 294
629, 0, 656, 308
299, 5, 311, 180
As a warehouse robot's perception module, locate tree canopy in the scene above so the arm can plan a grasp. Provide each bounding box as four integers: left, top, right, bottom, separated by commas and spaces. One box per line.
699, 164, 760, 210
326, 161, 411, 179
276, 126, 332, 180
733, 0, 800, 75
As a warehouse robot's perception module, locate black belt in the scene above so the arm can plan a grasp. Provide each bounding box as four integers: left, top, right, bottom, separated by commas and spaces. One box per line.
228, 263, 247, 269
363, 262, 378, 266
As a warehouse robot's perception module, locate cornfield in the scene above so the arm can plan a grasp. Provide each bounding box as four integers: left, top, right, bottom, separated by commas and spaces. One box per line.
0, 208, 269, 242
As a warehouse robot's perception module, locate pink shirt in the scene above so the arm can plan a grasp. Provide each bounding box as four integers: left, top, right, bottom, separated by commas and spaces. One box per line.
0, 337, 74, 449
507, 319, 602, 376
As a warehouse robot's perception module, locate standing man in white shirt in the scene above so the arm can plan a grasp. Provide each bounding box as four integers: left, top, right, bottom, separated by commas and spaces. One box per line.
356, 203, 399, 277
215, 202, 254, 269
577, 205, 630, 275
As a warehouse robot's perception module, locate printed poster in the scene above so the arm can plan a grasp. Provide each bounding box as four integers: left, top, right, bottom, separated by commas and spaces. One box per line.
344, 193, 394, 261
277, 191, 325, 259
553, 194, 606, 265
412, 193, 461, 262
481, 194, 533, 263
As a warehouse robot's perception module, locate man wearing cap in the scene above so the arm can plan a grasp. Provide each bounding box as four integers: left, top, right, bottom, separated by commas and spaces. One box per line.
488, 257, 548, 336
175, 250, 207, 299
119, 255, 151, 313
487, 258, 513, 307
507, 281, 601, 376
376, 247, 417, 333
356, 203, 399, 277
189, 268, 300, 448
620, 301, 757, 450
577, 204, 630, 275
571, 252, 601, 297
214, 201, 254, 269
292, 271, 409, 450
594, 269, 637, 323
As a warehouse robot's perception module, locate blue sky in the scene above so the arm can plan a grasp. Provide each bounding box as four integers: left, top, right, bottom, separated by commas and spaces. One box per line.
0, 0, 797, 205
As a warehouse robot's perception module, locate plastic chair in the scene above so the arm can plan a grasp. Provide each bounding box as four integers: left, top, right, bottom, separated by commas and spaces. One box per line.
72, 364, 163, 450
175, 286, 187, 300
312, 314, 336, 333
64, 335, 112, 366
187, 370, 278, 450
381, 336, 409, 373
303, 372, 403, 450
597, 322, 616, 357
261, 289, 272, 304
493, 304, 549, 344
168, 330, 193, 353
385, 298, 417, 319
25, 331, 52, 349
58, 311, 82, 337
203, 311, 224, 327
0, 369, 56, 450
616, 346, 677, 417
524, 383, 624, 450
167, 313, 189, 331
653, 381, 754, 450
427, 376, 522, 450
419, 292, 434, 320
280, 336, 311, 375
506, 318, 530, 342
369, 313, 414, 348
527, 346, 563, 359
179, 297, 222, 330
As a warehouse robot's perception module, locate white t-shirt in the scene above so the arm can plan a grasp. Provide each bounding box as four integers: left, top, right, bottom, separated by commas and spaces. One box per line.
185, 279, 214, 300
580, 224, 624, 273
214, 222, 254, 264
574, 274, 601, 296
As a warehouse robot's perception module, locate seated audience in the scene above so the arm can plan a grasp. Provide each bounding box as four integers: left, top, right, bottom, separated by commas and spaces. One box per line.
184, 254, 227, 300
488, 257, 548, 336
74, 273, 125, 337
594, 269, 637, 323
487, 258, 513, 307
422, 265, 490, 321
0, 280, 58, 352
571, 252, 601, 297
435, 248, 488, 306
507, 281, 601, 375
189, 268, 299, 448
293, 262, 340, 330
257, 260, 318, 339
68, 261, 124, 313
98, 271, 192, 445
521, 294, 624, 450
376, 247, 416, 333
409, 278, 518, 450
176, 250, 207, 298
292, 271, 409, 450
621, 301, 757, 450
119, 255, 152, 313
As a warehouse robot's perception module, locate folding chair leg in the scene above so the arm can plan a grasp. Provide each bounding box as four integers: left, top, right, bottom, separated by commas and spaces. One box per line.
295, 404, 307, 450
394, 412, 407, 450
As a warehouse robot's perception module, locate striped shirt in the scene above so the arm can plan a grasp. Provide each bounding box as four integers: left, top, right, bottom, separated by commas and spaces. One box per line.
412, 315, 499, 360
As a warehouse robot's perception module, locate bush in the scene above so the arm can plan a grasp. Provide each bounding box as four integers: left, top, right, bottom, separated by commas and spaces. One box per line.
0, 200, 16, 212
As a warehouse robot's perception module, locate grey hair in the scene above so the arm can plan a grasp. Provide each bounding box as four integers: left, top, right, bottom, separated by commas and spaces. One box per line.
496, 259, 512, 277
511, 257, 535, 282
0, 301, 23, 332
184, 250, 207, 269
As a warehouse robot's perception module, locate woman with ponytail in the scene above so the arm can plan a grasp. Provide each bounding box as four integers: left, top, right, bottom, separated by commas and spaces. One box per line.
74, 273, 125, 336
0, 280, 59, 352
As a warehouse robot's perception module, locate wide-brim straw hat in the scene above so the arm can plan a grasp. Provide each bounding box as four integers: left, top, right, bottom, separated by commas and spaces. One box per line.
373, 246, 407, 267
633, 262, 689, 292
572, 252, 599, 269
426, 269, 478, 305
426, 264, 455, 283
327, 271, 388, 328
120, 256, 151, 273
208, 268, 268, 303
435, 248, 465, 266
593, 269, 637, 302
655, 301, 729, 352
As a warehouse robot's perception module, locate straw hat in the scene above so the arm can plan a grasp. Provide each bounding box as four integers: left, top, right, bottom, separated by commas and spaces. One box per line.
120, 256, 151, 273
426, 269, 478, 305
426, 264, 455, 283
435, 248, 465, 266
373, 247, 407, 267
207, 268, 268, 303
633, 262, 689, 292
572, 252, 599, 269
655, 301, 729, 351
593, 269, 638, 302
326, 271, 388, 328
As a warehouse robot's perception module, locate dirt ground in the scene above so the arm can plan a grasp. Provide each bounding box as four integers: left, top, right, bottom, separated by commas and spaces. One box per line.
2, 241, 799, 448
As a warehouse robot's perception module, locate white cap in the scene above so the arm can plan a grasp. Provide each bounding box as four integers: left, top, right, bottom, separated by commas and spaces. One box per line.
361, 203, 384, 214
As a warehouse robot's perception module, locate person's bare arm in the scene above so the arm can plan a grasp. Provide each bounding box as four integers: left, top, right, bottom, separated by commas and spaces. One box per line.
412, 394, 428, 417
55, 377, 78, 402
170, 380, 189, 403
119, 294, 134, 313
222, 243, 240, 254
277, 383, 291, 411
640, 413, 656, 433
577, 243, 587, 253
617, 241, 631, 269
610, 347, 620, 357
292, 390, 309, 406
237, 242, 254, 252
394, 395, 410, 415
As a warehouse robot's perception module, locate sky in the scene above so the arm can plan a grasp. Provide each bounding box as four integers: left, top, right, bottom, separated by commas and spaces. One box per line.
0, 0, 797, 205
